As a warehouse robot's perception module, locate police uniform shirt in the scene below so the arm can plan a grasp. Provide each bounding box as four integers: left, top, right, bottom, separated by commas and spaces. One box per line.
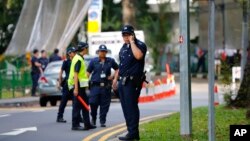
31, 56, 40, 74
87, 57, 118, 83
119, 39, 147, 77
49, 54, 62, 62
39, 57, 49, 71
61, 59, 71, 80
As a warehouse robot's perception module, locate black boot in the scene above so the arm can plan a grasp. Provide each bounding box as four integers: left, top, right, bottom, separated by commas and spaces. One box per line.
57, 117, 67, 123
118, 134, 140, 140
91, 118, 96, 126
83, 123, 96, 130
71, 126, 85, 130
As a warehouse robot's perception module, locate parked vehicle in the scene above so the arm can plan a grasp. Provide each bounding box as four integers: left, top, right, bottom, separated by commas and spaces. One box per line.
38, 55, 94, 107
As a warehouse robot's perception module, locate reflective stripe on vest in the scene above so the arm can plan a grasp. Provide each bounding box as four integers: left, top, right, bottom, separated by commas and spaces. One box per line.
68, 54, 89, 89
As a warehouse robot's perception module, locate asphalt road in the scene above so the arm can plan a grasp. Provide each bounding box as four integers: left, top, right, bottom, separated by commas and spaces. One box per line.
0, 80, 221, 141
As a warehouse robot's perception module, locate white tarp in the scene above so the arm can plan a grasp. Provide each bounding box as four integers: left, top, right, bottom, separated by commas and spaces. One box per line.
5, 0, 91, 55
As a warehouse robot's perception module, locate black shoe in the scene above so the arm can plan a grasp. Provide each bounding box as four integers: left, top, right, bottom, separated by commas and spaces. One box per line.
118, 134, 140, 141
71, 126, 85, 130
80, 118, 84, 123
100, 123, 106, 127
57, 118, 67, 123
91, 119, 96, 126
84, 124, 96, 130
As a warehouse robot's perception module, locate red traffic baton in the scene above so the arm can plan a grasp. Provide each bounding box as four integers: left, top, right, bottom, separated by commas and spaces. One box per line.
77, 95, 90, 111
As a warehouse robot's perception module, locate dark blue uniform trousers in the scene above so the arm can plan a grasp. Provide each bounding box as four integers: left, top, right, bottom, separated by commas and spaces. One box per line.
118, 80, 141, 136
31, 73, 40, 96
57, 83, 72, 119
72, 87, 91, 127
89, 87, 111, 124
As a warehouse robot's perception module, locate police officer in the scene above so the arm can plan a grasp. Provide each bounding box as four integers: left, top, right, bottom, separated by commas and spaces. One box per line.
112, 25, 147, 140
68, 42, 96, 130
87, 44, 118, 127
49, 48, 62, 62
56, 47, 76, 123
39, 50, 49, 72
31, 49, 42, 96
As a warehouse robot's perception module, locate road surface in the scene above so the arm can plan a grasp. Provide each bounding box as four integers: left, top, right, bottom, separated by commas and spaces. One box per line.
0, 80, 219, 141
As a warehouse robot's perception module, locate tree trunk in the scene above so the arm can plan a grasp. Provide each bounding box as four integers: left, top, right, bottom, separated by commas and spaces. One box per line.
232, 60, 250, 108
122, 0, 135, 27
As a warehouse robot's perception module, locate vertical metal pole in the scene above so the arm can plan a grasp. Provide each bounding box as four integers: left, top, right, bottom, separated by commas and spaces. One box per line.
241, 0, 249, 80
208, 0, 215, 141
221, 0, 226, 49
179, 0, 192, 136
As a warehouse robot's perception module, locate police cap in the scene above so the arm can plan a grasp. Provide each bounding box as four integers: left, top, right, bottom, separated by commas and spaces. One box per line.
98, 44, 108, 52
77, 42, 89, 51
66, 46, 76, 54
121, 25, 134, 35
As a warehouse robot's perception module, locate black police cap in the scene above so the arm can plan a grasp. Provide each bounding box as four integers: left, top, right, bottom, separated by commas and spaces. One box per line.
77, 42, 88, 51
98, 44, 108, 52
121, 25, 134, 34
66, 46, 76, 54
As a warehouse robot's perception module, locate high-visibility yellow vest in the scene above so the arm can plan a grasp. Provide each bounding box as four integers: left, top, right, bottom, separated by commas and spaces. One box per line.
68, 54, 89, 89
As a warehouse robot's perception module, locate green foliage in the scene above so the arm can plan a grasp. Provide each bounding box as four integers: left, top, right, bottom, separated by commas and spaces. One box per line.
136, 2, 172, 72
0, 0, 24, 54
219, 60, 236, 107
102, 0, 122, 31
140, 106, 250, 141
102, 1, 172, 72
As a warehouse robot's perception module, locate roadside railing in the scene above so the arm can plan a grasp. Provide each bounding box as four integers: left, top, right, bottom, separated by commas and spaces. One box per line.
0, 69, 32, 99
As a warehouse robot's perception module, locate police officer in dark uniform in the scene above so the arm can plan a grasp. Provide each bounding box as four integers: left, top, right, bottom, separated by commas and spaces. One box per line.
49, 48, 62, 62
39, 50, 49, 72
68, 42, 96, 130
56, 47, 76, 123
87, 44, 118, 127
31, 49, 42, 96
113, 25, 147, 140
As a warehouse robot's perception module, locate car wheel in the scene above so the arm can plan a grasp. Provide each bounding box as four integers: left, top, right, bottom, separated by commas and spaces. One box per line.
40, 97, 47, 107
50, 99, 57, 106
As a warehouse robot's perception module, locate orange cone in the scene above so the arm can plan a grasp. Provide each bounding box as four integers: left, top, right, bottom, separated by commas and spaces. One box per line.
214, 85, 219, 106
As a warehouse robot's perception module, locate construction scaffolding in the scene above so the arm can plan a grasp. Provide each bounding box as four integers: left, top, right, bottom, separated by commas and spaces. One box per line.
5, 0, 91, 55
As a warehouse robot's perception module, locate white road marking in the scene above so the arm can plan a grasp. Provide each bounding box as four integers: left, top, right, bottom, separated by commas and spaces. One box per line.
0, 127, 37, 136
31, 109, 45, 112
0, 114, 10, 118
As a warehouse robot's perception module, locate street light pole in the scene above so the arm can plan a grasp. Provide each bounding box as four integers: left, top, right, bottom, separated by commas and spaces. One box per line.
179, 0, 192, 136
208, 0, 215, 141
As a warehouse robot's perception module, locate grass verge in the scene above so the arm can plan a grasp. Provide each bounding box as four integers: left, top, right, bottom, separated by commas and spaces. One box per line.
140, 105, 250, 141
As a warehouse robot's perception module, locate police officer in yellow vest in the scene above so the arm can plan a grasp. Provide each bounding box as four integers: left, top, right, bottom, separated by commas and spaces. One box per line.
68, 42, 96, 130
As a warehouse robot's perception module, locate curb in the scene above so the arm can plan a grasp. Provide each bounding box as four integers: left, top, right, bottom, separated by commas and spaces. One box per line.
106, 112, 175, 141
0, 97, 39, 108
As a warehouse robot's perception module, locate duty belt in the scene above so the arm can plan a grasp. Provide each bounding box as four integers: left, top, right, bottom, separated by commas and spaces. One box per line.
90, 82, 108, 87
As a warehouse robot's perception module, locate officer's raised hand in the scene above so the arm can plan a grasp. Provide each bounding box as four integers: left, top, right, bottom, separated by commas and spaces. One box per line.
127, 34, 143, 60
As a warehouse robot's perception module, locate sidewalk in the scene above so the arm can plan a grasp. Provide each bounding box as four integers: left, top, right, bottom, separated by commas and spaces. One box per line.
0, 96, 39, 107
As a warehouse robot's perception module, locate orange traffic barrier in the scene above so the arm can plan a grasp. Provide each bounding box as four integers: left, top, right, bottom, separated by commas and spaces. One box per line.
138, 83, 147, 103
214, 85, 219, 106
166, 64, 170, 75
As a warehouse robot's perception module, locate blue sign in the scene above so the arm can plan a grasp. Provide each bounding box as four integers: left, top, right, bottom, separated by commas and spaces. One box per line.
89, 11, 98, 20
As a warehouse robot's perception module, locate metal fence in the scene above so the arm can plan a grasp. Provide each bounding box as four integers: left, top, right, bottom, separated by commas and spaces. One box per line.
0, 69, 32, 99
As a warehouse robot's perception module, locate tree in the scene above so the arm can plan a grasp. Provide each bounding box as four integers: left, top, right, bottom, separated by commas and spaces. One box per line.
102, 0, 122, 31
0, 0, 24, 54
122, 0, 136, 27
221, 0, 250, 108
138, 2, 172, 73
